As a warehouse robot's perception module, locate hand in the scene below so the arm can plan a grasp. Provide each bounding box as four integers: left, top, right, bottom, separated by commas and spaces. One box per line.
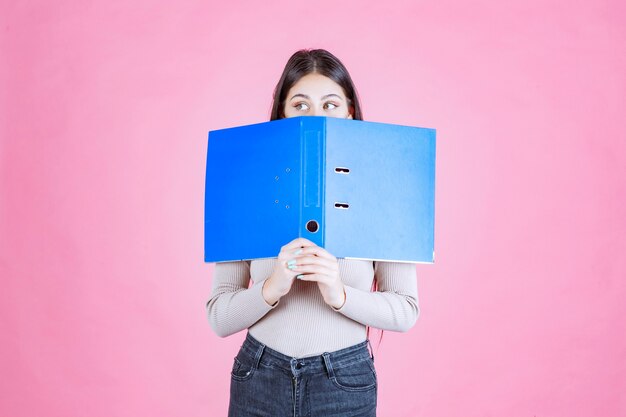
262, 238, 317, 306
289, 243, 346, 309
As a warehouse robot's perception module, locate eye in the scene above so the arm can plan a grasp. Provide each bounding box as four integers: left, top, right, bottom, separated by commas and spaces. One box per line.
323, 102, 338, 110
294, 102, 310, 111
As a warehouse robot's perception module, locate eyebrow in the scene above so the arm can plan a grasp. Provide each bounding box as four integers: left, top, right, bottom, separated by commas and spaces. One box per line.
289, 93, 344, 101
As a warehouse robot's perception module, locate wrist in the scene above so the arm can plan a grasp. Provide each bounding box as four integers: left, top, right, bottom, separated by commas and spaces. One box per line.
331, 287, 346, 310
262, 279, 280, 307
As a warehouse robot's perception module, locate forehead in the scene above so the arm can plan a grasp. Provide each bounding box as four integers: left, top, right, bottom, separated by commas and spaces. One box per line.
287, 73, 346, 98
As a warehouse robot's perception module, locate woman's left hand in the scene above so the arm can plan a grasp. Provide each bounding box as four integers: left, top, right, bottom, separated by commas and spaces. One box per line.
291, 243, 346, 309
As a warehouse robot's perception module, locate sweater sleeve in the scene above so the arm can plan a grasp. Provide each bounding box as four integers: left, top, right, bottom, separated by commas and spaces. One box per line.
332, 261, 420, 332
206, 261, 278, 337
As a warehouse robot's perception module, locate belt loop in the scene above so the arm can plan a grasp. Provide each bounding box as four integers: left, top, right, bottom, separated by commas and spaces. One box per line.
367, 339, 375, 362
253, 342, 265, 370
322, 352, 335, 379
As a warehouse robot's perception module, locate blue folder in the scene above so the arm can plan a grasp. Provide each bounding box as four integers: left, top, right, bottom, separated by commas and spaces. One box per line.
204, 116, 436, 263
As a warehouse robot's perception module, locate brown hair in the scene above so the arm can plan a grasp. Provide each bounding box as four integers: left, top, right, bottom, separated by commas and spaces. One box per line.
270, 49, 363, 121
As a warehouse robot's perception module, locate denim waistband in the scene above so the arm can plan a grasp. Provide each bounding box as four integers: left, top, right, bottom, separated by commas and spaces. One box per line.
239, 332, 374, 377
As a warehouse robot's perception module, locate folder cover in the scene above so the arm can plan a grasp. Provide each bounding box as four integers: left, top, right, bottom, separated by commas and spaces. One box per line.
204, 116, 436, 263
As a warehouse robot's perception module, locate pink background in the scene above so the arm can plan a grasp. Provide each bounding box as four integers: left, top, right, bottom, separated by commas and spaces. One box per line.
1, 1, 625, 416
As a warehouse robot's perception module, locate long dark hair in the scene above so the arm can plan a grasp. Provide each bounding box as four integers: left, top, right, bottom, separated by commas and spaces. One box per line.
270, 49, 363, 121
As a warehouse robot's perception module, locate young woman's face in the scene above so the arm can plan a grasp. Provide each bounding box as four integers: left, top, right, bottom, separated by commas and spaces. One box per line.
283, 73, 353, 119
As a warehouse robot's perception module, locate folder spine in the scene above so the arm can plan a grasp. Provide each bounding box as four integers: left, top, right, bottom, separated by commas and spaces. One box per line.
299, 117, 326, 247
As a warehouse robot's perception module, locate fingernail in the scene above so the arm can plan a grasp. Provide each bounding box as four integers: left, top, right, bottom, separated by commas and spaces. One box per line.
288, 265, 297, 270
296, 274, 303, 279
287, 259, 296, 266
295, 249, 302, 255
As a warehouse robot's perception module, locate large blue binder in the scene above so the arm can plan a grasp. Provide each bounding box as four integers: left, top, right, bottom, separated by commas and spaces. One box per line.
204, 116, 436, 263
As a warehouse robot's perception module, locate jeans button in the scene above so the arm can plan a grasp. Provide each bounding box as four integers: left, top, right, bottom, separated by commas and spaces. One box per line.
295, 362, 302, 369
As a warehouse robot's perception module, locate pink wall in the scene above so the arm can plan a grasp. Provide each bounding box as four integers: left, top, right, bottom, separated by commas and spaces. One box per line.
1, 1, 624, 416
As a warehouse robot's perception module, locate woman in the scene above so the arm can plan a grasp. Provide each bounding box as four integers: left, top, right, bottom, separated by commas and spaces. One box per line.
207, 49, 420, 417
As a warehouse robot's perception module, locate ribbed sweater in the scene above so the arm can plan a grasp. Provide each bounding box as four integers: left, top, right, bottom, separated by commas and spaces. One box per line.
206, 258, 419, 357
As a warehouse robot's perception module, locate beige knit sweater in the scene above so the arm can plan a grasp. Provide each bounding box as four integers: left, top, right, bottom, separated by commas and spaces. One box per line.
206, 258, 419, 357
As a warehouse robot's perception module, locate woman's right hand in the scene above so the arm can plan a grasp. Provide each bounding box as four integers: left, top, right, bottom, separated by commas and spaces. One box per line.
262, 237, 315, 306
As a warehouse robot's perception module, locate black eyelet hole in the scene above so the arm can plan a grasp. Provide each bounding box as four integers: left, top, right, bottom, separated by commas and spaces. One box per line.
306, 220, 319, 233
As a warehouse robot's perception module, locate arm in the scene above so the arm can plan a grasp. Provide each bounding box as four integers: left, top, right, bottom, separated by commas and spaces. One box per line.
206, 261, 278, 338
291, 245, 420, 332
207, 238, 319, 337
332, 261, 420, 332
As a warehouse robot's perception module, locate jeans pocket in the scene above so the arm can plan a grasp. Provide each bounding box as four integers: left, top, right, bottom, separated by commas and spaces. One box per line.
230, 356, 255, 382
330, 358, 377, 392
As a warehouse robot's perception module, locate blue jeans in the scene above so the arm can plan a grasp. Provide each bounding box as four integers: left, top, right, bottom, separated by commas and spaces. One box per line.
228, 332, 377, 417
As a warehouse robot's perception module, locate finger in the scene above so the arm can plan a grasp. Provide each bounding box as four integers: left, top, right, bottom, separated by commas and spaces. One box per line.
297, 245, 336, 261
281, 250, 316, 268
281, 237, 317, 252
290, 264, 336, 277
290, 237, 317, 247
294, 273, 335, 285
278, 242, 313, 261
292, 255, 337, 270
279, 250, 303, 263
